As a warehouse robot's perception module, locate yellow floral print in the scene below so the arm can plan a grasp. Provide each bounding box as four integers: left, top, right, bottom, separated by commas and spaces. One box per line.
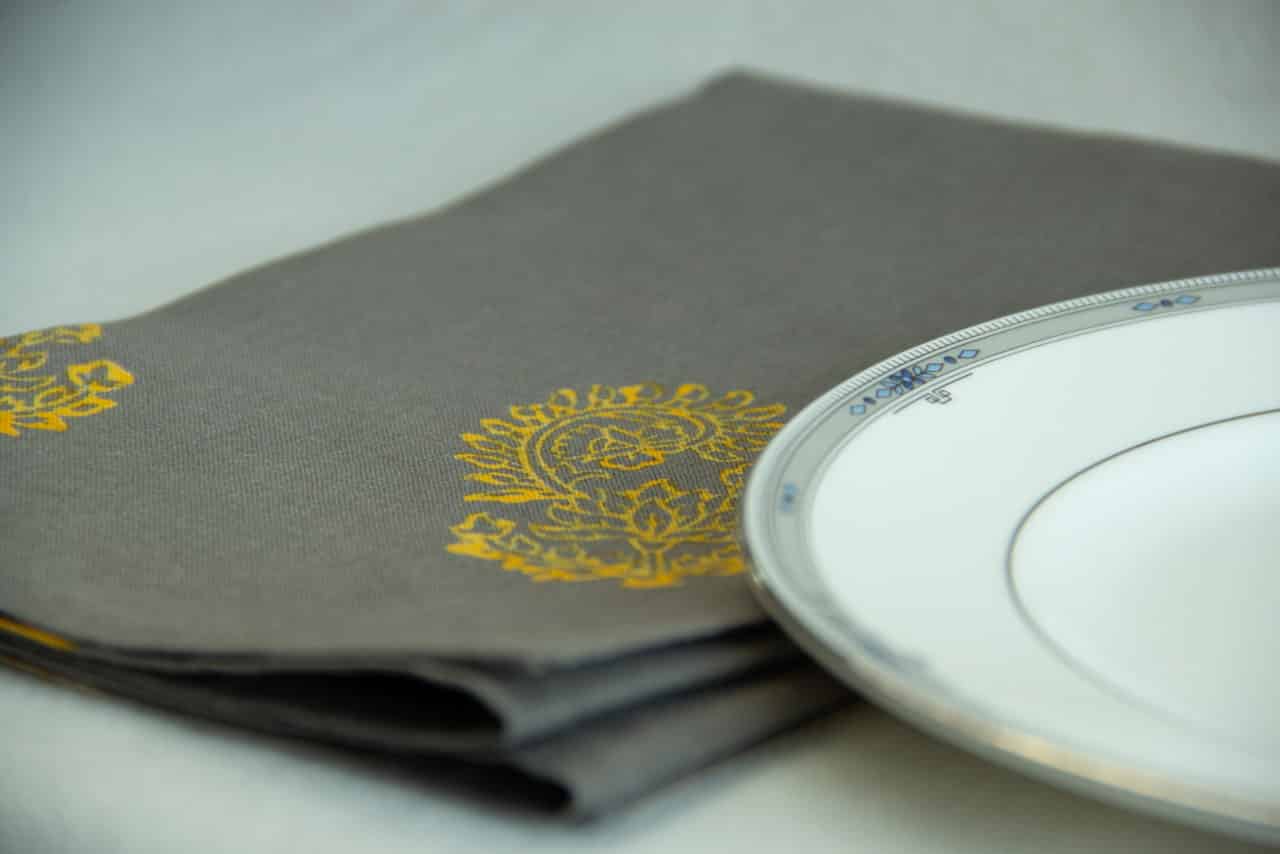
0, 324, 133, 437
447, 383, 785, 588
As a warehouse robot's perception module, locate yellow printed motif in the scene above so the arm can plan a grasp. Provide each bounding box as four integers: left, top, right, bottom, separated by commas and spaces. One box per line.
0, 615, 75, 652
0, 324, 134, 437
447, 383, 786, 588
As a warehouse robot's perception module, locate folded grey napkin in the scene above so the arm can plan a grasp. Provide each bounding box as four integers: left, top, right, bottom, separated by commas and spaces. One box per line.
0, 619, 802, 749
2, 69, 1277, 814
0, 635, 847, 815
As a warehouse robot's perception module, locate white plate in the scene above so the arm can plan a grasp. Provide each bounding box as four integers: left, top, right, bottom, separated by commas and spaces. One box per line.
743, 268, 1280, 844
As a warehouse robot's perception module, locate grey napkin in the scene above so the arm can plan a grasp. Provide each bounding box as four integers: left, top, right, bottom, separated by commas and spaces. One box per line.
0, 636, 848, 816
0, 617, 801, 750
3, 69, 1279, 812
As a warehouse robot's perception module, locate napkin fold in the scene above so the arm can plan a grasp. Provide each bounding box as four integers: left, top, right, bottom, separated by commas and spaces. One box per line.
0, 617, 802, 750
0, 624, 847, 815
3, 69, 1278, 813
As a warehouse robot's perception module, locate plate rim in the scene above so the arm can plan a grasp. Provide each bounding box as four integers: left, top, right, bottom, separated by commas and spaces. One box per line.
742, 266, 1280, 845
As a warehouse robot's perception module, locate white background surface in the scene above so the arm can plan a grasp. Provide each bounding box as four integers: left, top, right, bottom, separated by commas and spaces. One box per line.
2, 2, 1276, 851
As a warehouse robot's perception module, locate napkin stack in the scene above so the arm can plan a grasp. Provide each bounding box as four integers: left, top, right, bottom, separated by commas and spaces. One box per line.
3, 71, 1278, 814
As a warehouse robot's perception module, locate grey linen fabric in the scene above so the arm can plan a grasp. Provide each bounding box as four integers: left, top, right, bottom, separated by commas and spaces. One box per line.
0, 637, 847, 816
2, 69, 1279, 812
0, 624, 802, 750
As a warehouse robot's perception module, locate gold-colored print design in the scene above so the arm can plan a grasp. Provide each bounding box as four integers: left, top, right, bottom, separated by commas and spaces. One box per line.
0, 324, 133, 437
0, 615, 75, 652
447, 383, 786, 588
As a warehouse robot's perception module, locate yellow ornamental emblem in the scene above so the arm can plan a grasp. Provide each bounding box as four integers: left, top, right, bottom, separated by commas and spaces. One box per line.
447, 383, 786, 588
0, 324, 134, 438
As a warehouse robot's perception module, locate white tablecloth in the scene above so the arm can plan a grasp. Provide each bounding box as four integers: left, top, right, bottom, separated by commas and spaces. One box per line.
3, 3, 1275, 851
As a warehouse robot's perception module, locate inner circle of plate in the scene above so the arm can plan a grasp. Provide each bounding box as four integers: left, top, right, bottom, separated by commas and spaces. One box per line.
742, 268, 1280, 845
